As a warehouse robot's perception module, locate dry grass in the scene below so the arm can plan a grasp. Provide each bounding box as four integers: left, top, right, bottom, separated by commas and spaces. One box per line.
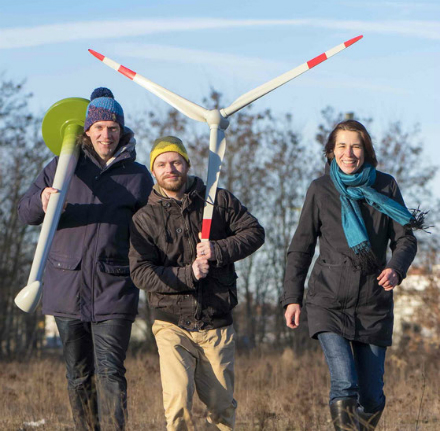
1, 348, 439, 430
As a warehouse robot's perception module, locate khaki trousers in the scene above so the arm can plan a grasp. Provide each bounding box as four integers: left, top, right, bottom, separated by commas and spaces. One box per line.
152, 320, 237, 431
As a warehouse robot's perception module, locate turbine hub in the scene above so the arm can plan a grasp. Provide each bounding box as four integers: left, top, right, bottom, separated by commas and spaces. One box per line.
206, 109, 229, 130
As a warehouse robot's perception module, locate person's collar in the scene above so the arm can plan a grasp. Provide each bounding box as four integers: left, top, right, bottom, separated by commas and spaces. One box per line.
103, 140, 135, 167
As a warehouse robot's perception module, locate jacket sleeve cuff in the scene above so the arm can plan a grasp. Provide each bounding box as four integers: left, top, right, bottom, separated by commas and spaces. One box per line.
27, 190, 46, 224
212, 241, 224, 267
394, 269, 403, 285
280, 294, 303, 308
387, 266, 403, 284
186, 265, 197, 289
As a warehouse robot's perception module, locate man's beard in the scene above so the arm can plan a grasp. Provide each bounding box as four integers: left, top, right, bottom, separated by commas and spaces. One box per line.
156, 173, 187, 193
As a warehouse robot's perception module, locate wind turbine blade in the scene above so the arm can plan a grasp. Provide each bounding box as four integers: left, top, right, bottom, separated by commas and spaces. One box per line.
221, 35, 363, 118
201, 128, 227, 241
16, 127, 80, 312
89, 49, 209, 123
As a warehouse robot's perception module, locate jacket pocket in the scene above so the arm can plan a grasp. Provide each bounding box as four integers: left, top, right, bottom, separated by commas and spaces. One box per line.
47, 254, 82, 270
205, 271, 238, 316
306, 259, 345, 307
44, 254, 82, 314
148, 292, 176, 309
97, 260, 130, 276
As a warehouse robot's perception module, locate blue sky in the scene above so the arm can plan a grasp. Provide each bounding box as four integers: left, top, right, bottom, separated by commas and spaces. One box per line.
1, 0, 439, 196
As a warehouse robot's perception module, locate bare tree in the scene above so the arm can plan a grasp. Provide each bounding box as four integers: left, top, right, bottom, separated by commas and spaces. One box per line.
3, 81, 437, 358
0, 78, 50, 358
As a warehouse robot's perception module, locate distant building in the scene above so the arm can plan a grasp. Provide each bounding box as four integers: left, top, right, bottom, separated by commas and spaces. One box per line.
44, 292, 150, 346
393, 265, 439, 348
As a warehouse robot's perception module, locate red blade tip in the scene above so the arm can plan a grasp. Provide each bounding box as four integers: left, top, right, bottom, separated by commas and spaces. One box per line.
344, 35, 363, 47
88, 49, 105, 61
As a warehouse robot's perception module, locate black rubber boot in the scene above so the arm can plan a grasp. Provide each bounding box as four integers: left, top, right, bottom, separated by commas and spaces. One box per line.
358, 409, 383, 431
329, 398, 359, 430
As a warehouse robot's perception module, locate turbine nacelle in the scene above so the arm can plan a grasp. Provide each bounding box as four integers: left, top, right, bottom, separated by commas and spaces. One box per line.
206, 109, 230, 130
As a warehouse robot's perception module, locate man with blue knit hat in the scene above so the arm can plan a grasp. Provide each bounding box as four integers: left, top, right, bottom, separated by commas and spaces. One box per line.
18, 87, 153, 430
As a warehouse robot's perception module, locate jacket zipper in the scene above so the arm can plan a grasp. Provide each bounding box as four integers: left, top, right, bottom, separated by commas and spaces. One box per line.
181, 201, 200, 321
181, 198, 197, 261
90, 197, 101, 322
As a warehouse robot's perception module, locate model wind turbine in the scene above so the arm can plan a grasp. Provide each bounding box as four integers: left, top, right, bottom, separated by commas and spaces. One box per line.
89, 35, 362, 241
15, 97, 89, 312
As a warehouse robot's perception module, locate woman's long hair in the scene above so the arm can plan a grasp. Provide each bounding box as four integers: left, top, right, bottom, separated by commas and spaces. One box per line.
324, 120, 378, 167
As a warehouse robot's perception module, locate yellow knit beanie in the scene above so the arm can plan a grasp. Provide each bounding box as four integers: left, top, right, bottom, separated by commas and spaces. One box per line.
150, 136, 190, 171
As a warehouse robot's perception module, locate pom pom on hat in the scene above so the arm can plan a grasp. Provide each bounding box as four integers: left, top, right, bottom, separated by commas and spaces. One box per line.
84, 87, 124, 131
90, 87, 114, 100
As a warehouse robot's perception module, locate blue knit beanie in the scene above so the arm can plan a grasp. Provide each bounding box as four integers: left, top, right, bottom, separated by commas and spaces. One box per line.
84, 87, 124, 131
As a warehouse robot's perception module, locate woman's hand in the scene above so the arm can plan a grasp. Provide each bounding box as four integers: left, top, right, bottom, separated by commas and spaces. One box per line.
377, 268, 399, 291
285, 303, 301, 329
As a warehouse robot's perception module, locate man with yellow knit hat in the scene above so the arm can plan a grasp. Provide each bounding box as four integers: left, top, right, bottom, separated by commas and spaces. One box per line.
129, 136, 265, 430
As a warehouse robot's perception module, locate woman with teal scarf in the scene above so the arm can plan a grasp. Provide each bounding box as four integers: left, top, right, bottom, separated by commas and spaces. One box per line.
282, 120, 421, 430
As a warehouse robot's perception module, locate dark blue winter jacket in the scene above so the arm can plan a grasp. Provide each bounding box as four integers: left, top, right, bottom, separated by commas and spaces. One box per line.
18, 131, 153, 321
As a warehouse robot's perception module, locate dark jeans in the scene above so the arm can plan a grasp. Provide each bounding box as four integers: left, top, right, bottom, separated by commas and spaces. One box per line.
318, 332, 386, 414
55, 317, 132, 431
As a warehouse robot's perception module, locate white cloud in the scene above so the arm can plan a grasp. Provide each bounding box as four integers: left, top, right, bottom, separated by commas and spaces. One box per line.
339, 1, 440, 13
1, 18, 439, 50
0, 19, 305, 49
112, 42, 285, 81
310, 19, 440, 40
109, 43, 407, 97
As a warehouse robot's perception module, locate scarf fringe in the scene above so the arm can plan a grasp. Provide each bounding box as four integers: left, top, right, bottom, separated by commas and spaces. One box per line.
352, 242, 380, 275
407, 207, 432, 233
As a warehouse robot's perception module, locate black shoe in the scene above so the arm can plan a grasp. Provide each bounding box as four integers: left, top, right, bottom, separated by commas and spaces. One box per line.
358, 409, 383, 431
329, 398, 359, 430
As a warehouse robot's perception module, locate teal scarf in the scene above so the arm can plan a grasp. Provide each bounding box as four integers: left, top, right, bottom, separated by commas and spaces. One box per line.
330, 159, 418, 272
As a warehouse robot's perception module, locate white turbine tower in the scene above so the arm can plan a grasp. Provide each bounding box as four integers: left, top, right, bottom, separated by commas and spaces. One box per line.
90, 35, 362, 241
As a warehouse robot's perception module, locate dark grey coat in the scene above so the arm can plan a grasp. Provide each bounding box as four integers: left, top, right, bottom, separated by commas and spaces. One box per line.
18, 132, 153, 322
281, 167, 417, 346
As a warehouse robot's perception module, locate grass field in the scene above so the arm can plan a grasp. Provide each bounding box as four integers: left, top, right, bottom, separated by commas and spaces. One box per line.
1, 348, 439, 430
